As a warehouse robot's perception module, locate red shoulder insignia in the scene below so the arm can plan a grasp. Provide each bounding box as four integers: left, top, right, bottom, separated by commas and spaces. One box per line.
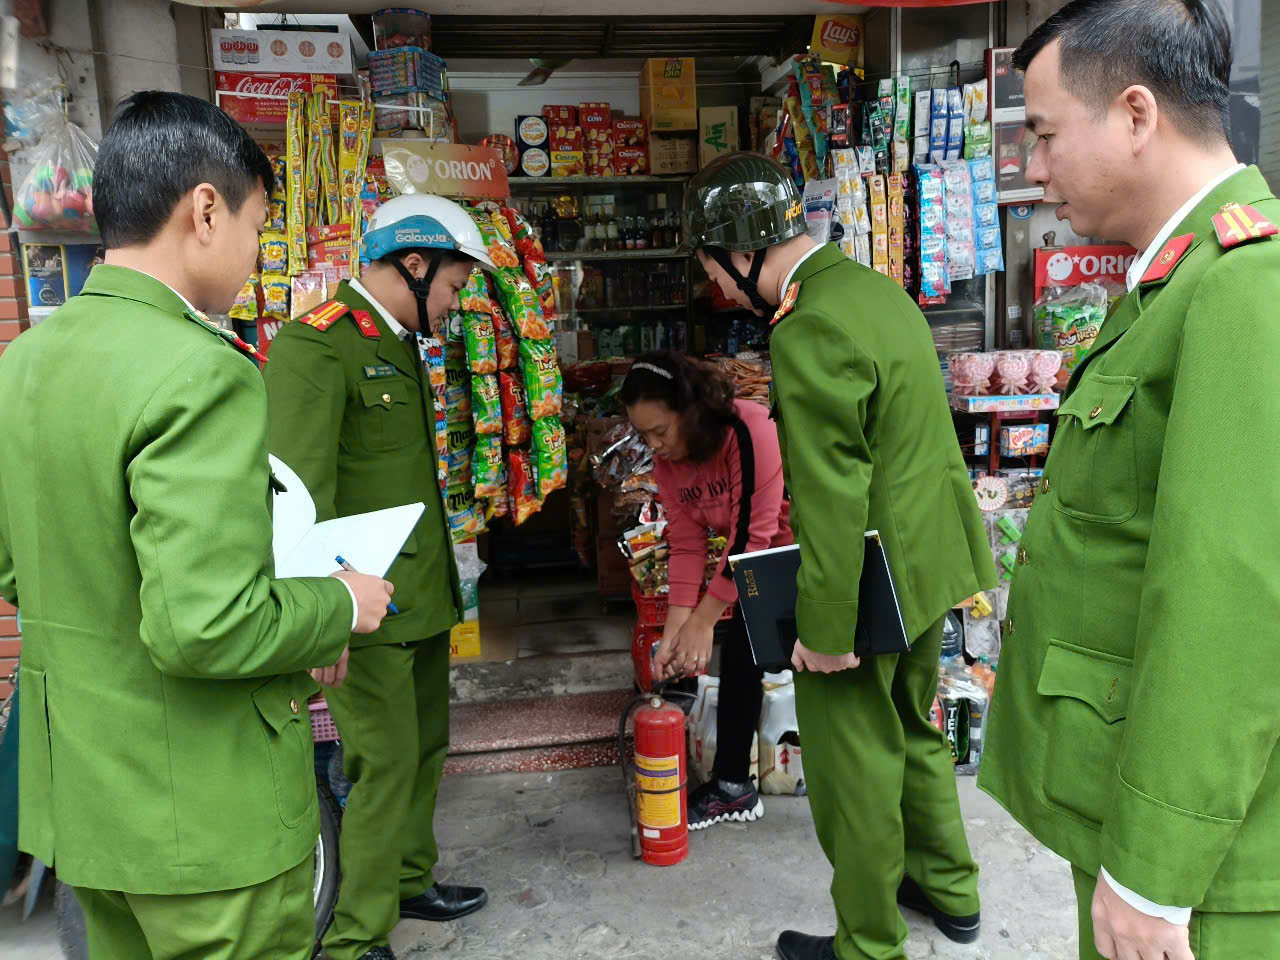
350, 309, 380, 340
771, 282, 800, 326
183, 308, 265, 362
1212, 202, 1278, 249
1139, 233, 1195, 285
299, 299, 350, 332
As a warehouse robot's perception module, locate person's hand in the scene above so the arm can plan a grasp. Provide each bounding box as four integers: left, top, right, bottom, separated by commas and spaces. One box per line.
658, 618, 715, 680
1092, 873, 1194, 960
311, 644, 350, 688
333, 570, 395, 634
791, 638, 860, 674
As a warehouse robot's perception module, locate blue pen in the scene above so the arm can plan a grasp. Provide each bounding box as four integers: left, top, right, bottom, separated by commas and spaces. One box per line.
336, 555, 399, 614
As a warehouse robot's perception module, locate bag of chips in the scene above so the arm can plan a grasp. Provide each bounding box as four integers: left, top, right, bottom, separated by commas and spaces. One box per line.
499, 371, 532, 446
445, 480, 482, 542
471, 373, 502, 436
261, 273, 290, 321
493, 267, 552, 339
229, 274, 260, 321
532, 416, 568, 499
492, 302, 519, 370
508, 447, 541, 524
472, 434, 507, 499
520, 338, 563, 420
259, 232, 289, 274
465, 206, 521, 268
523, 256, 556, 321
460, 268, 491, 314
464, 312, 497, 374
501, 205, 545, 261
417, 336, 447, 397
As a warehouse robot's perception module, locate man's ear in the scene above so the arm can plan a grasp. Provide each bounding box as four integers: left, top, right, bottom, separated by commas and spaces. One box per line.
190, 183, 219, 244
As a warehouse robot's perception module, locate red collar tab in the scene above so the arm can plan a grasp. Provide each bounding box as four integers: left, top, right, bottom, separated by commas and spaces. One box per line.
1212, 203, 1278, 249
299, 300, 350, 332
1139, 233, 1195, 285
350, 309, 380, 340
771, 282, 800, 326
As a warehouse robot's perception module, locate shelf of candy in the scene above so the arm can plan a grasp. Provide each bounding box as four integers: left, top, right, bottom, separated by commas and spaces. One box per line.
436, 204, 566, 543
946, 350, 1064, 413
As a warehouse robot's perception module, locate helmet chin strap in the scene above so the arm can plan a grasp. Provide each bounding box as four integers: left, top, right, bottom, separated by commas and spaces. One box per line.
389, 252, 442, 333
706, 247, 770, 315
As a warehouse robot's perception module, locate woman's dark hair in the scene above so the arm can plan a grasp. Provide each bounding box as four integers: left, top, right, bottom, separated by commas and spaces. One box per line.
621, 350, 737, 463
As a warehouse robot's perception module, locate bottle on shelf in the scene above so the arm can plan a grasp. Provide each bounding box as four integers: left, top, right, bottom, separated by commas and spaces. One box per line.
582, 208, 596, 250
606, 209, 621, 252
541, 203, 558, 253
636, 215, 650, 251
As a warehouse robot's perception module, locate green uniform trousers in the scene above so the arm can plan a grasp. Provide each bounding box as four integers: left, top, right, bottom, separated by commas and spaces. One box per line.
73, 852, 314, 959
1071, 867, 1280, 960
795, 618, 979, 960
322, 634, 451, 960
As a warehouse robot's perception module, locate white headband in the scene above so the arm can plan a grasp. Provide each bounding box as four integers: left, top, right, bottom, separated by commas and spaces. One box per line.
632, 362, 674, 380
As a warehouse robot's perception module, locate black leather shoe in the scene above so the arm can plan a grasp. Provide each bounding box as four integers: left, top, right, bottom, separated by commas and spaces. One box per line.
357, 948, 396, 960
897, 874, 981, 944
776, 930, 836, 960
400, 883, 488, 922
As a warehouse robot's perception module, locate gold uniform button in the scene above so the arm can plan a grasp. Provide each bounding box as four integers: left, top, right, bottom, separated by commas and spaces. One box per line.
382, 393, 392, 404
1039, 477, 1051, 496
1089, 404, 1103, 419
1005, 618, 1014, 636
1017, 546, 1028, 565
289, 698, 300, 715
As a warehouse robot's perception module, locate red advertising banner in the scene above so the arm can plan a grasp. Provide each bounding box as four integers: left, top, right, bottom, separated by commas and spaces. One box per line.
1034, 244, 1138, 300
216, 72, 336, 127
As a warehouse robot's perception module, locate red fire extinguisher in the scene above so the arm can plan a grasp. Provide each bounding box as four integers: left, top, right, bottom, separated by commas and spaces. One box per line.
624, 695, 689, 866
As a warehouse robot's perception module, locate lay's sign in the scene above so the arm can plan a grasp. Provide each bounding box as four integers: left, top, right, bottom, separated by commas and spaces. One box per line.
810, 14, 864, 68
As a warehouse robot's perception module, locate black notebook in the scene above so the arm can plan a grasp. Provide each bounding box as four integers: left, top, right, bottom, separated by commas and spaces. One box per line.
728, 531, 910, 670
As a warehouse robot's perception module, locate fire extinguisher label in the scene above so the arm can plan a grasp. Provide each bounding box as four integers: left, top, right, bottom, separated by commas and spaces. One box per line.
634, 752, 681, 829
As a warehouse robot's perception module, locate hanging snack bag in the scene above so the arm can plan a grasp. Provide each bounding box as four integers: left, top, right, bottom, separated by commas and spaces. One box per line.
259, 232, 289, 274
471, 373, 503, 436
444, 340, 471, 418
500, 371, 532, 445
494, 267, 552, 339
464, 311, 498, 374
229, 274, 260, 321
445, 481, 482, 542
260, 274, 290, 321
466, 206, 521, 268
472, 434, 507, 500
524, 256, 557, 321
508, 448, 541, 524
501, 205, 546, 260
520, 337, 563, 419
492, 302, 519, 370
532, 416, 568, 499
460, 267, 491, 314
418, 335, 447, 397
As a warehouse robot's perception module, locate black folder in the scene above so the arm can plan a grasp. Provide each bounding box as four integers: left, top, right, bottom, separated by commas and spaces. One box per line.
728, 531, 910, 670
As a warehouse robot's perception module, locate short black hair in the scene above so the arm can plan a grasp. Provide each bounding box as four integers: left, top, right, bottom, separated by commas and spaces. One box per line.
620, 350, 737, 464
95, 91, 274, 249
1014, 0, 1232, 145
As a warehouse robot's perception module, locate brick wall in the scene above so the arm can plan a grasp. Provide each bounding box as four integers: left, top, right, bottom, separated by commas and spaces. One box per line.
0, 146, 29, 697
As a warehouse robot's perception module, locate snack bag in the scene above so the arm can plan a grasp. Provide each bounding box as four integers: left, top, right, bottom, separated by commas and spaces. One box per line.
464, 312, 498, 374
417, 335, 447, 397
285, 92, 308, 275
532, 416, 568, 499
523, 256, 557, 321
520, 338, 563, 420
259, 232, 289, 274
445, 481, 481, 543
229, 274, 260, 321
508, 447, 541, 524
494, 267, 552, 339
500, 371, 532, 445
492, 303, 519, 370
472, 434, 507, 499
260, 274, 290, 321
460, 268, 491, 314
466, 206, 520, 268
444, 340, 472, 418
501, 205, 545, 260
445, 414, 475, 468
471, 373, 503, 436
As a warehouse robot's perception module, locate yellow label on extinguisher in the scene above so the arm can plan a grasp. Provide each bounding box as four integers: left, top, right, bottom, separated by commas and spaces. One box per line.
634, 753, 681, 829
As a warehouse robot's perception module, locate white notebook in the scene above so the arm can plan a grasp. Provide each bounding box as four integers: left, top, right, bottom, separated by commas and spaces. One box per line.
268, 454, 424, 579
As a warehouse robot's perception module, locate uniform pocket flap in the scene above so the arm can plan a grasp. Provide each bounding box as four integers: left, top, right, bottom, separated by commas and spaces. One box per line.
358, 379, 411, 411
1036, 639, 1132, 723
1056, 375, 1136, 430
252, 676, 305, 734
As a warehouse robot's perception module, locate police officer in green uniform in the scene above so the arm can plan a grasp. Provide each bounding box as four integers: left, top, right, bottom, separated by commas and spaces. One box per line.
980, 3, 1280, 959
682, 153, 996, 960
264, 193, 493, 960
0, 91, 394, 959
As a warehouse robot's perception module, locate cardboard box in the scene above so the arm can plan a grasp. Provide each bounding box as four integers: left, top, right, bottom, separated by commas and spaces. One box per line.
211, 30, 353, 76
649, 131, 697, 175
614, 145, 649, 176
549, 126, 583, 151
640, 58, 697, 132
551, 149, 585, 177
216, 72, 336, 127
613, 118, 646, 147
579, 101, 613, 135
698, 106, 739, 168
543, 104, 578, 128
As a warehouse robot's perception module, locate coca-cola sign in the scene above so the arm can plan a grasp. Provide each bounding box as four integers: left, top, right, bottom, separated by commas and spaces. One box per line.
215, 72, 336, 127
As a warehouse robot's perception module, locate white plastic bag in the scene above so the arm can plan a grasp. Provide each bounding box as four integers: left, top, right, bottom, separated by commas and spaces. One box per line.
12, 114, 99, 234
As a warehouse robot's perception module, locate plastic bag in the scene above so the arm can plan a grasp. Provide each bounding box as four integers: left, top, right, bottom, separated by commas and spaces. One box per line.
13, 115, 99, 234
3, 84, 65, 147
1034, 281, 1108, 377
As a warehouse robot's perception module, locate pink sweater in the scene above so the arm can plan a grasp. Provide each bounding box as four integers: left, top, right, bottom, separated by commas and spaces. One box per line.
654, 398, 793, 608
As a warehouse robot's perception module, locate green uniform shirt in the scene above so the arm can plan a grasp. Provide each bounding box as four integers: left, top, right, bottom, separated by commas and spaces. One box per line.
263, 281, 462, 648
980, 167, 1280, 913
0, 265, 352, 894
769, 243, 996, 655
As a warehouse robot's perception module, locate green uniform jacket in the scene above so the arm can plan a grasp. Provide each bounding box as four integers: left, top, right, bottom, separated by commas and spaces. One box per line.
770, 243, 995, 655
0, 266, 352, 894
980, 167, 1280, 912
263, 281, 462, 648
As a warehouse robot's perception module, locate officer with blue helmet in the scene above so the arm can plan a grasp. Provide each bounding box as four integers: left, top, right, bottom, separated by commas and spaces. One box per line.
264, 193, 495, 960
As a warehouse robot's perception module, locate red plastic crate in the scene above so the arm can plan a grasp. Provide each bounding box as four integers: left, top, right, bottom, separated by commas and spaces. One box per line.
631, 582, 734, 627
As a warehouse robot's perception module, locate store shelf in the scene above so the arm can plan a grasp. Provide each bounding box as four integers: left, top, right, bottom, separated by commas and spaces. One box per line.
509, 175, 689, 189
545, 248, 689, 262
574, 304, 688, 315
